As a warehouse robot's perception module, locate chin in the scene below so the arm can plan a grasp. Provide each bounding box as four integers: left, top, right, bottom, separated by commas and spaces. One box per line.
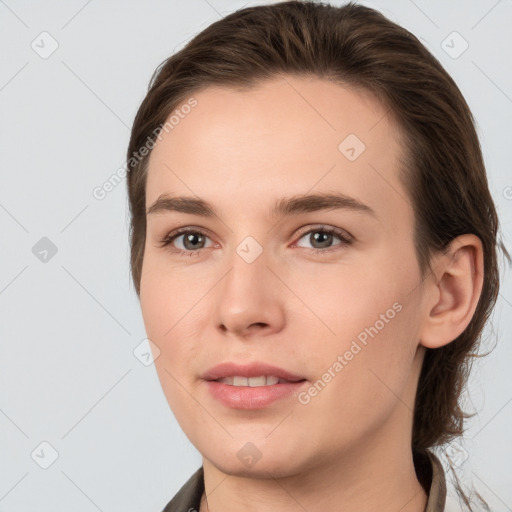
199, 438, 307, 479
205, 453, 302, 480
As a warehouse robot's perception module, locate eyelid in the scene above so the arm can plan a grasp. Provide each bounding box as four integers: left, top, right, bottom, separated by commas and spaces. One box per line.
157, 225, 216, 249
293, 224, 354, 243
159, 223, 354, 253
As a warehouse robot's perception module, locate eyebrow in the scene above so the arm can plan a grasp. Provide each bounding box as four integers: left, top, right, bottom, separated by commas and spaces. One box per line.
146, 192, 378, 220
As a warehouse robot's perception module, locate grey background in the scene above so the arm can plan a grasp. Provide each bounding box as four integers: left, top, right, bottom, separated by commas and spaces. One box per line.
0, 0, 511, 511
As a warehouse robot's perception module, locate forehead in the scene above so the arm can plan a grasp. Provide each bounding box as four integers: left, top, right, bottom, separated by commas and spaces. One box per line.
145, 75, 412, 227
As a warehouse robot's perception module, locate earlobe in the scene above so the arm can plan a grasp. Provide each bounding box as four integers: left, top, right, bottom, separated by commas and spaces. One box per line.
419, 234, 484, 349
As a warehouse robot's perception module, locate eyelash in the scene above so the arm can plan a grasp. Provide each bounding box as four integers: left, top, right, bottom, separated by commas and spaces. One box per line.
158, 225, 353, 257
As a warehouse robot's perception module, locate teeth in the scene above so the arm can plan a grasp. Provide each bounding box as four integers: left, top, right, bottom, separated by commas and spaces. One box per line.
233, 376, 248, 387
217, 375, 283, 386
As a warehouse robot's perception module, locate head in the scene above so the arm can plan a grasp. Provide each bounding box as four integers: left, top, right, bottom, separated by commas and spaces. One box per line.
126, 0, 509, 501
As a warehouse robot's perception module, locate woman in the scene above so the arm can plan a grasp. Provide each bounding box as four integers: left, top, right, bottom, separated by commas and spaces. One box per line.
125, 2, 509, 511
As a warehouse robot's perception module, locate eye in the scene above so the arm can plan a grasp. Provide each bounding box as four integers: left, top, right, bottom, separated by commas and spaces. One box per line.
294, 225, 353, 253
158, 228, 214, 255
158, 225, 353, 257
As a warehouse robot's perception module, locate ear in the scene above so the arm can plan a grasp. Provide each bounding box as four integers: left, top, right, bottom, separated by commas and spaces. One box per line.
419, 234, 484, 349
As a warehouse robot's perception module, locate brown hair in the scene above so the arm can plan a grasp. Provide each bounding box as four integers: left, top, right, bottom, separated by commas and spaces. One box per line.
126, 1, 510, 508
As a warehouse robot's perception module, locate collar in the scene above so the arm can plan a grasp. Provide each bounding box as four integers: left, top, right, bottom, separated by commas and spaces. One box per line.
416, 449, 447, 512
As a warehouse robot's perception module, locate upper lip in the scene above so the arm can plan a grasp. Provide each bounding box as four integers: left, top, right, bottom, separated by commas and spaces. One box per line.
202, 362, 306, 382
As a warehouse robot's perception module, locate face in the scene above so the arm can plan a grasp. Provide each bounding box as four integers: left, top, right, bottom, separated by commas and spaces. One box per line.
140, 75, 427, 478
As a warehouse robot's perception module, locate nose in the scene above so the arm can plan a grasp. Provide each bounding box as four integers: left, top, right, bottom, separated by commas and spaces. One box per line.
214, 247, 286, 340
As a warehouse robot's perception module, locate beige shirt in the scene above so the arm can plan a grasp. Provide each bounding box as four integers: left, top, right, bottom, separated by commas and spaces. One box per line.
161, 449, 447, 512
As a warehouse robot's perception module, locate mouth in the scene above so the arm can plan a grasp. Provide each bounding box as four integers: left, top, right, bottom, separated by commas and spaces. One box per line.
202, 361, 306, 384
202, 362, 308, 409
214, 375, 305, 386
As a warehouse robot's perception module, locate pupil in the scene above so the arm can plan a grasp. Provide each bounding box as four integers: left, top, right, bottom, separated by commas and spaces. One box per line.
313, 231, 332, 248
185, 233, 203, 249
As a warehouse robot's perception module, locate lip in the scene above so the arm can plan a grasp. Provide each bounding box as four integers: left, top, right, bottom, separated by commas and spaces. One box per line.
205, 380, 307, 409
201, 361, 305, 382
202, 362, 307, 410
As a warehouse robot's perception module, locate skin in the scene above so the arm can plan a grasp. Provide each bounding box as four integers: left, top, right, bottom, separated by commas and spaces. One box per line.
140, 75, 484, 512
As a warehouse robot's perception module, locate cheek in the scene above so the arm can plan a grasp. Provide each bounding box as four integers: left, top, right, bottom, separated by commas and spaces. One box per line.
286, 256, 408, 344
307, 293, 417, 393
295, 255, 421, 410
298, 306, 420, 451
140, 267, 202, 421
140, 255, 214, 387
140, 252, 203, 337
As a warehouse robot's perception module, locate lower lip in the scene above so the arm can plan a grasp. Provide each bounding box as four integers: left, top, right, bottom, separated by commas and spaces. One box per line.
204, 380, 307, 409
